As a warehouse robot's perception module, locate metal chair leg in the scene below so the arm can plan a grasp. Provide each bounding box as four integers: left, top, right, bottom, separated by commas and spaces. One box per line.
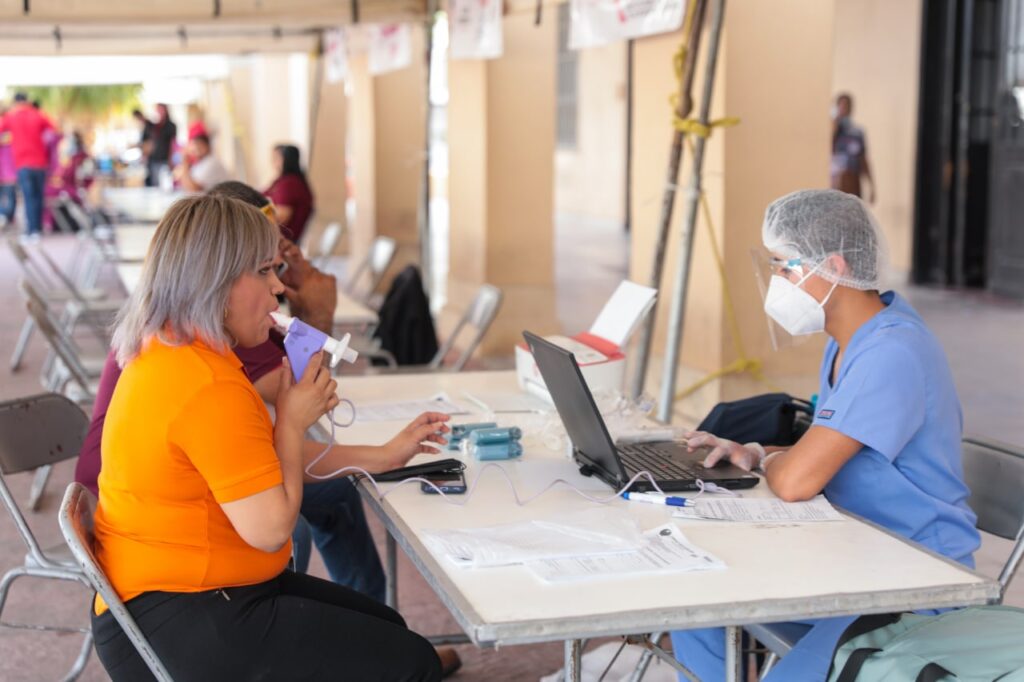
760, 651, 779, 677
385, 533, 398, 610
0, 566, 28, 618
61, 629, 93, 682
10, 317, 34, 371
28, 465, 52, 511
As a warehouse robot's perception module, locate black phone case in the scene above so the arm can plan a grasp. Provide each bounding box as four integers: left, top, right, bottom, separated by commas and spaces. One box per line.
371, 458, 465, 482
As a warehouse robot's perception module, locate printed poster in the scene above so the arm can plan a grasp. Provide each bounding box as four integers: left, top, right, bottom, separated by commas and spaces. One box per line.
369, 23, 412, 75
569, 0, 686, 50
450, 0, 504, 60
324, 28, 348, 83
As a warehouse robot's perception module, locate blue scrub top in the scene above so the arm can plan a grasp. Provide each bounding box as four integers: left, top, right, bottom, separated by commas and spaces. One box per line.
814, 291, 980, 567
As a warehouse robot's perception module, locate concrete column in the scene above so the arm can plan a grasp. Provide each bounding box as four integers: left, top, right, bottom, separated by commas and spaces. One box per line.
348, 27, 428, 284
306, 56, 349, 253
446, 9, 560, 355
629, 0, 836, 422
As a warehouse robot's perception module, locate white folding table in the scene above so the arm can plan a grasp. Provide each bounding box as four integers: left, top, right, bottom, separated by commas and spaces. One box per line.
323, 370, 998, 681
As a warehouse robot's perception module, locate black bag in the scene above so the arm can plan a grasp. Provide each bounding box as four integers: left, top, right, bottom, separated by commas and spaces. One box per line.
697, 393, 813, 446
372, 265, 439, 366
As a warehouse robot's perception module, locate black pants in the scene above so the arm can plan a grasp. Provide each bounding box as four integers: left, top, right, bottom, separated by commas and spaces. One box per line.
91, 570, 441, 681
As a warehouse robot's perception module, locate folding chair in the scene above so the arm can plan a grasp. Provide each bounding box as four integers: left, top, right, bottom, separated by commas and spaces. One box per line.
0, 393, 95, 681
312, 222, 345, 270
429, 284, 503, 372
7, 237, 117, 371
749, 435, 1024, 676
20, 281, 104, 400
344, 236, 396, 306
59, 482, 173, 682
355, 283, 503, 373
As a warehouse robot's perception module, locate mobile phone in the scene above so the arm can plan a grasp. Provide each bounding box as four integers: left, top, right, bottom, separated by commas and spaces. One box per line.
420, 471, 467, 495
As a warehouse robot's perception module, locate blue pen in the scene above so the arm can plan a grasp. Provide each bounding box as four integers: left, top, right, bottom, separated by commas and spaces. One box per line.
621, 491, 693, 508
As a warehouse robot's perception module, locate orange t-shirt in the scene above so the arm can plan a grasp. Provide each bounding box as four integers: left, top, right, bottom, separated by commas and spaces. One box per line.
93, 338, 290, 612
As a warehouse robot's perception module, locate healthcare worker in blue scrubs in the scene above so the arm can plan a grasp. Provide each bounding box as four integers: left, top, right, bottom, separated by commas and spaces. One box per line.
670, 189, 981, 681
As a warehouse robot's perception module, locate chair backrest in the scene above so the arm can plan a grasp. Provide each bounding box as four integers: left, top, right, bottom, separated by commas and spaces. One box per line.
430, 284, 503, 371
313, 222, 344, 265
58, 483, 173, 682
22, 290, 95, 398
7, 235, 58, 292
962, 436, 1024, 596
0, 393, 89, 564
346, 236, 396, 302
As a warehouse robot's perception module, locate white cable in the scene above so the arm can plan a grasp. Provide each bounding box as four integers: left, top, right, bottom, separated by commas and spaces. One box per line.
302, 403, 742, 503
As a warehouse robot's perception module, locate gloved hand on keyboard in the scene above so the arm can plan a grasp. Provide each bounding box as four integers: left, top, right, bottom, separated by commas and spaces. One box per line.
684, 431, 766, 471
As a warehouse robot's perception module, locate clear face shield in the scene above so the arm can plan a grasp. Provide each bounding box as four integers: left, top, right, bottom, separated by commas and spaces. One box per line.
750, 247, 818, 351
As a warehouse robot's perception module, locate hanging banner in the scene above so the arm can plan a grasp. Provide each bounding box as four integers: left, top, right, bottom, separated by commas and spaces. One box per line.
324, 28, 348, 83
450, 0, 504, 60
569, 0, 686, 50
369, 23, 412, 75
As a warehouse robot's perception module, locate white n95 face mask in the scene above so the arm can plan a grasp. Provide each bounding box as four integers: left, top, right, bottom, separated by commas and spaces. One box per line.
763, 271, 837, 336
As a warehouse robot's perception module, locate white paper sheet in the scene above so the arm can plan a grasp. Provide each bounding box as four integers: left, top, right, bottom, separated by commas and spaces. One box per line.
461, 390, 550, 414
422, 509, 644, 568
355, 393, 468, 422
526, 523, 725, 583
672, 495, 844, 523
588, 280, 658, 347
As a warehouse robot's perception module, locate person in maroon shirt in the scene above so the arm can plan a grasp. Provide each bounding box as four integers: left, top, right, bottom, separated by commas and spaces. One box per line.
264, 144, 314, 243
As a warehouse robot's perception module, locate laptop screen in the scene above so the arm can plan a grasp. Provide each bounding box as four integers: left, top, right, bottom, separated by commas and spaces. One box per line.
523, 331, 628, 483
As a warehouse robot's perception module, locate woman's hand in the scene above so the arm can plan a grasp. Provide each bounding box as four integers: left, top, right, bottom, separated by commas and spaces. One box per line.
275, 352, 339, 434
379, 412, 451, 470
685, 431, 765, 471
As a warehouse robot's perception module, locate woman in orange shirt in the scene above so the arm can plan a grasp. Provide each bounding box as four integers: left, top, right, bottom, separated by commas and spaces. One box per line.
92, 194, 441, 681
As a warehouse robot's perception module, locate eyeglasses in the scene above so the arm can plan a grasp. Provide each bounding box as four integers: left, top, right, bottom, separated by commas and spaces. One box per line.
769, 256, 805, 277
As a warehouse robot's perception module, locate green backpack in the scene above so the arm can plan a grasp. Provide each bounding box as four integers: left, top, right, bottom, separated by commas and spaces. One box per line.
827, 606, 1024, 681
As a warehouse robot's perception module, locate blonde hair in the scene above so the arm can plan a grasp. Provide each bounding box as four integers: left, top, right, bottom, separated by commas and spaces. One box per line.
111, 194, 279, 366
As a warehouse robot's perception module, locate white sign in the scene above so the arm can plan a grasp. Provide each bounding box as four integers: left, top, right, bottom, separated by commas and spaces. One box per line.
450, 0, 504, 60
323, 28, 348, 84
369, 23, 413, 75
569, 0, 686, 50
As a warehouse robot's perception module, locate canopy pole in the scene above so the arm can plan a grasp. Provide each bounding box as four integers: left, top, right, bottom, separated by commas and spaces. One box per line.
418, 0, 438, 296
656, 0, 727, 424
629, 0, 707, 399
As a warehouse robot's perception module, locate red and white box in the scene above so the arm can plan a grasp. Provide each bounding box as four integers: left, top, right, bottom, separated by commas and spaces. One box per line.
516, 280, 657, 402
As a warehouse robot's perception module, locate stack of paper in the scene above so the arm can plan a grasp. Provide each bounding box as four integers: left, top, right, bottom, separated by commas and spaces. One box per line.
526, 524, 726, 584
355, 393, 468, 422
672, 495, 844, 523
422, 509, 645, 568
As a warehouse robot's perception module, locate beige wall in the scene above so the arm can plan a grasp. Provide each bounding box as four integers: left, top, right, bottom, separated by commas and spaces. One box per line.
225, 53, 312, 192
306, 59, 349, 252
629, 0, 837, 421
446, 8, 560, 354
555, 41, 628, 226
346, 27, 427, 281
832, 0, 922, 276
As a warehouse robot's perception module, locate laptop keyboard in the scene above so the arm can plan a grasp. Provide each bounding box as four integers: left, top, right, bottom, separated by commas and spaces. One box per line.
619, 443, 705, 480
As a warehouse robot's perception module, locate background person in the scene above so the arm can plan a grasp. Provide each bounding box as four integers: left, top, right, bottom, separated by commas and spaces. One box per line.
670, 189, 979, 681
174, 133, 230, 191
0, 92, 55, 240
831, 92, 875, 202
145, 103, 176, 188
0, 103, 16, 228
264, 143, 315, 243
91, 194, 442, 681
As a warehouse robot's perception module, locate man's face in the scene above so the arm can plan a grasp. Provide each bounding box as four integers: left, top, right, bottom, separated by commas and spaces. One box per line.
188, 140, 208, 161
836, 96, 852, 119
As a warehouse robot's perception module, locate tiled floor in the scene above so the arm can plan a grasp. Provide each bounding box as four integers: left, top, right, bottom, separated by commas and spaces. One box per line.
0, 222, 1022, 681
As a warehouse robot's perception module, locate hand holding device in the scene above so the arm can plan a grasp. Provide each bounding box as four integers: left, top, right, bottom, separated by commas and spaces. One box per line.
276, 352, 340, 432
